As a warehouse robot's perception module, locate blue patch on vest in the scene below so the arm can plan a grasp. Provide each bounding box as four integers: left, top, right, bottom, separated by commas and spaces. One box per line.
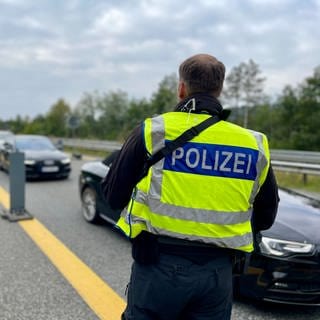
163, 141, 259, 180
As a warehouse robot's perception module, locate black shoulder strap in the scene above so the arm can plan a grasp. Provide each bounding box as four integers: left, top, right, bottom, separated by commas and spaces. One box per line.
140, 115, 220, 178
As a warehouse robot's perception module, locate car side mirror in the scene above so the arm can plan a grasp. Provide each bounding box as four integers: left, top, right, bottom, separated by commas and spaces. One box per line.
55, 139, 64, 150
4, 142, 13, 151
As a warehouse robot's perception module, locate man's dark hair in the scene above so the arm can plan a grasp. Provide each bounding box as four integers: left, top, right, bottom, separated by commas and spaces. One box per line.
179, 54, 225, 97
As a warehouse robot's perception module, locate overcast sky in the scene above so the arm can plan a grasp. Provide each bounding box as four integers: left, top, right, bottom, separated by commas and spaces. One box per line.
0, 0, 319, 120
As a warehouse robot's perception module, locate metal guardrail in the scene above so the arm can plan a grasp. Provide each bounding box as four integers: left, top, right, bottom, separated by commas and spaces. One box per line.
52, 138, 122, 152
270, 150, 320, 176
52, 138, 320, 176
271, 160, 320, 176
270, 149, 320, 164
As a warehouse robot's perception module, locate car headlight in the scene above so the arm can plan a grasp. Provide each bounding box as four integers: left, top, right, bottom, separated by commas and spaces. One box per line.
24, 159, 36, 165
61, 158, 71, 164
260, 236, 315, 257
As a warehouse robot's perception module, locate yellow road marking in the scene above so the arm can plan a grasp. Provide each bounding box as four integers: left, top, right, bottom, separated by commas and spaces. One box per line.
0, 186, 125, 320
0, 186, 9, 208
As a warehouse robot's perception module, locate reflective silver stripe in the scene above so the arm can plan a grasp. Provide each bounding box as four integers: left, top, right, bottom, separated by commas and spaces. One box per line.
149, 159, 164, 199
135, 190, 252, 225
149, 116, 166, 199
128, 214, 253, 249
150, 116, 165, 153
248, 130, 269, 204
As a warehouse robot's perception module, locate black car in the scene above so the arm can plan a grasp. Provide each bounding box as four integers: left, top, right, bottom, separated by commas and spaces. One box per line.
79, 153, 320, 306
0, 134, 71, 179
79, 152, 120, 225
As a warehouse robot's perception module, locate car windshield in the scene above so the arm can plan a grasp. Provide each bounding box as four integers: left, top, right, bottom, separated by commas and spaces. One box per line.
16, 137, 56, 151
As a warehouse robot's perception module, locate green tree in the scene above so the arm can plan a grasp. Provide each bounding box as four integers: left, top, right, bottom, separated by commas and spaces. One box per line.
46, 99, 71, 136
270, 86, 297, 148
222, 59, 266, 127
122, 98, 153, 138
97, 90, 130, 140
75, 92, 100, 138
301, 66, 320, 100
271, 66, 320, 150
8, 115, 28, 133
248, 103, 274, 140
294, 66, 320, 150
23, 115, 47, 134
150, 73, 178, 115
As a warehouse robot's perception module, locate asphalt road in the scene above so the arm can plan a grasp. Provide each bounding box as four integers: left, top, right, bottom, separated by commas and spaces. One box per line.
0, 158, 320, 320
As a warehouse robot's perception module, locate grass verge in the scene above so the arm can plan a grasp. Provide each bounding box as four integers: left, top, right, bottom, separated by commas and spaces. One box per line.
274, 171, 320, 193
64, 146, 319, 194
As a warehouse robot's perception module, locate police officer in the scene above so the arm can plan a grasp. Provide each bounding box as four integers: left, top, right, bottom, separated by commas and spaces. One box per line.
103, 53, 279, 320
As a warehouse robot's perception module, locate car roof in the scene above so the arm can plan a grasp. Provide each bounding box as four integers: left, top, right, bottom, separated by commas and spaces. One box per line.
15, 134, 47, 138
0, 130, 13, 136
15, 134, 51, 141
0, 130, 13, 133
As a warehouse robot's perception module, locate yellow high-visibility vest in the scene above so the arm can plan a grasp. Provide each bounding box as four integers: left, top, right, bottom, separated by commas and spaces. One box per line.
117, 112, 270, 253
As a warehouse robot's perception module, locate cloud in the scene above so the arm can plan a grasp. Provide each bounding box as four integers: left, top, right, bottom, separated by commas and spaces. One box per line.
0, 0, 26, 5
90, 8, 130, 35
16, 16, 44, 30
0, 0, 319, 120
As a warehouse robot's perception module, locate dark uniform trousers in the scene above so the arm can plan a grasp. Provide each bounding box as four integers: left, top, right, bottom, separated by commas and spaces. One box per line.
121, 252, 233, 320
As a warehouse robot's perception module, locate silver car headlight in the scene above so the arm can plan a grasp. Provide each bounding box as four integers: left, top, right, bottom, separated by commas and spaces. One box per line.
61, 158, 71, 164
260, 236, 315, 257
24, 159, 36, 165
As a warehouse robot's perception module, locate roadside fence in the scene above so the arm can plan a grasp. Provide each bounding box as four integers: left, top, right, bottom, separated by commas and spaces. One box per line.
52, 138, 320, 181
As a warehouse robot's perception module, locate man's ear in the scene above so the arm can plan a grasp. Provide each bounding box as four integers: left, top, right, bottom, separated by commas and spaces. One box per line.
178, 81, 187, 100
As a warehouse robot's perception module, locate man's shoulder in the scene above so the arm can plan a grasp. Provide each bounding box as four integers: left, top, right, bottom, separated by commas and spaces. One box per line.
224, 121, 267, 137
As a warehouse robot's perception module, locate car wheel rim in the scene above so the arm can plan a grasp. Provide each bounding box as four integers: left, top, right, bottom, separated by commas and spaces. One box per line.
82, 188, 97, 221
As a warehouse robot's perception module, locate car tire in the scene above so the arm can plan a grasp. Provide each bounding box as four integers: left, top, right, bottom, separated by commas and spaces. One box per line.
81, 186, 102, 224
